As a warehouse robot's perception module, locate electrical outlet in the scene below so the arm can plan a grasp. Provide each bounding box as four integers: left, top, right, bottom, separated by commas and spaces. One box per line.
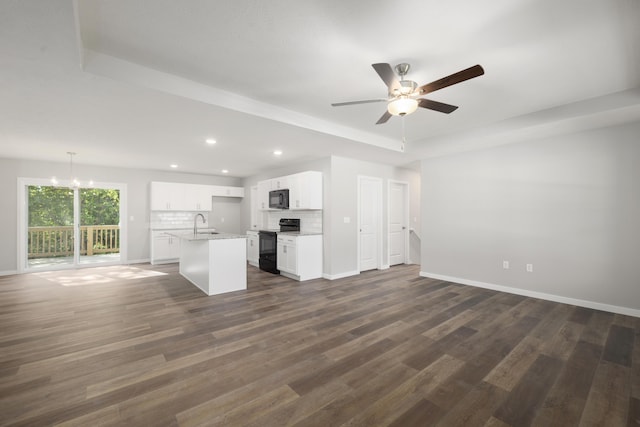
502, 260, 509, 269
526, 263, 533, 272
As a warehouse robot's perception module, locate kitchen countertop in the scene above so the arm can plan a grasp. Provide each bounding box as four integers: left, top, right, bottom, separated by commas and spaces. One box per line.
253, 229, 322, 236
278, 231, 323, 236
152, 227, 219, 233
167, 231, 247, 241
151, 226, 191, 231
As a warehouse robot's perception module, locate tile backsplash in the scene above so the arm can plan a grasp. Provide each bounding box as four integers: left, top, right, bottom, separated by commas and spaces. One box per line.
267, 210, 323, 233
150, 211, 209, 229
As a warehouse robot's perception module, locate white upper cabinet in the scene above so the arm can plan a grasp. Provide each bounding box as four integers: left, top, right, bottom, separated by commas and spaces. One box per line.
250, 186, 259, 230
211, 185, 245, 198
272, 176, 289, 190
150, 182, 187, 211
257, 171, 323, 211
151, 182, 244, 211
184, 184, 213, 211
257, 180, 273, 211
289, 171, 322, 210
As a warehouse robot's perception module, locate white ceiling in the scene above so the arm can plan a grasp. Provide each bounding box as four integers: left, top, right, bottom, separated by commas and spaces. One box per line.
1, 0, 639, 177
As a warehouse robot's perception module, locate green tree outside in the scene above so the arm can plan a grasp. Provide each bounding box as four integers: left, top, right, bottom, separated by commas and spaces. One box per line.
28, 186, 120, 258
28, 186, 120, 227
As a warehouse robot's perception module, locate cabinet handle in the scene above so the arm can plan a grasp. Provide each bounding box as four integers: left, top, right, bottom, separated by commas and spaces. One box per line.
284, 246, 287, 253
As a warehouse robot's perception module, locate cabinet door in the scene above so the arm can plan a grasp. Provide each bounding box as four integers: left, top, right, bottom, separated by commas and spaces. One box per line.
152, 234, 172, 260
250, 186, 258, 230
273, 176, 289, 190
168, 235, 181, 258
195, 185, 213, 210
276, 239, 286, 271
151, 182, 182, 210
225, 187, 245, 197
288, 174, 302, 209
288, 241, 298, 274
211, 185, 245, 198
183, 184, 212, 211
247, 235, 259, 263
289, 171, 322, 210
257, 180, 272, 210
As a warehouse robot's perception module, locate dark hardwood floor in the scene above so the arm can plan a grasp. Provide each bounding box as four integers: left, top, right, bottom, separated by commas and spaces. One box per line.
0, 263, 638, 426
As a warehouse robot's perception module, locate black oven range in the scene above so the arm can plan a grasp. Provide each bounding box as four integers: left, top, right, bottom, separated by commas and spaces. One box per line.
258, 218, 300, 274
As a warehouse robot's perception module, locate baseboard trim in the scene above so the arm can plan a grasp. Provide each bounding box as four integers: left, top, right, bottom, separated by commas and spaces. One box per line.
419, 271, 640, 318
323, 270, 359, 280
127, 258, 150, 265
0, 270, 18, 277
380, 264, 390, 270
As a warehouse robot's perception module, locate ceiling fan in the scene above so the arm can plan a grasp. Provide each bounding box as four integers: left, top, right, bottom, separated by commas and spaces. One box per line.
331, 63, 485, 124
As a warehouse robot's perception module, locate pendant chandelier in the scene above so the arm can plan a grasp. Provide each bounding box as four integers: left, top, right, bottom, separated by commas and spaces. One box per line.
50, 152, 93, 188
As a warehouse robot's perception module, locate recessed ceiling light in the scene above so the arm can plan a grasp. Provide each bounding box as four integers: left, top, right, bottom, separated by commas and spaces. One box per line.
205, 138, 216, 145
221, 169, 229, 174
273, 150, 283, 156
170, 164, 178, 168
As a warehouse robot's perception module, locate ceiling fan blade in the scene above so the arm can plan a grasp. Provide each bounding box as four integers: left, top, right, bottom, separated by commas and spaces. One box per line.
418, 98, 459, 114
376, 110, 392, 125
372, 63, 400, 91
418, 64, 485, 95
331, 99, 387, 107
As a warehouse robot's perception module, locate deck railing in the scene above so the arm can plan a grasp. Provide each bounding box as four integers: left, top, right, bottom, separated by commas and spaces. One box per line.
28, 225, 120, 258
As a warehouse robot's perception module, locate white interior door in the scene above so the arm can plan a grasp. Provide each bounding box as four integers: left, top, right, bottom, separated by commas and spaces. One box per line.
358, 176, 381, 272
388, 181, 408, 266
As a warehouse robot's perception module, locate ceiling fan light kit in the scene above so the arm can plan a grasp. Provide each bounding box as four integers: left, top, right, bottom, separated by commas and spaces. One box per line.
387, 97, 418, 116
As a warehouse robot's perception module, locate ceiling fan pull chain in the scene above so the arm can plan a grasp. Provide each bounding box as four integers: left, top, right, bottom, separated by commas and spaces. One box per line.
401, 115, 406, 152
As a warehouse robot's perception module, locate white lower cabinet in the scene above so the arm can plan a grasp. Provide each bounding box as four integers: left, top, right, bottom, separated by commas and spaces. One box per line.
246, 231, 259, 267
151, 231, 181, 264
277, 234, 322, 281
277, 235, 297, 274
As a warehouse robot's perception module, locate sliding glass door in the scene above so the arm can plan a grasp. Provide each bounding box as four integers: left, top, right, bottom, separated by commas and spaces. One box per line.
19, 178, 126, 272
79, 188, 121, 265
26, 185, 75, 268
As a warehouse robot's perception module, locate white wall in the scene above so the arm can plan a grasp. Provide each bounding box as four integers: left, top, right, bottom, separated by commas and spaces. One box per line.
0, 157, 241, 274
420, 121, 640, 314
327, 156, 421, 278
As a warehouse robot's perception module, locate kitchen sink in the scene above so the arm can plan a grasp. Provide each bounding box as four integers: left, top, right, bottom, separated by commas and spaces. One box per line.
197, 231, 219, 235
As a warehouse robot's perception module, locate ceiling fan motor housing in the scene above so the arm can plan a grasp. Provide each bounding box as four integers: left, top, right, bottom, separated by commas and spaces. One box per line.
393, 80, 418, 97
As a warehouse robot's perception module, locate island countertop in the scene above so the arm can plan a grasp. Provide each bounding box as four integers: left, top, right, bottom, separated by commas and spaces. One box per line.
166, 231, 247, 241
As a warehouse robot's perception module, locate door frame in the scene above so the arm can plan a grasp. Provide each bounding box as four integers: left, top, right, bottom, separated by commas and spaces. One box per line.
17, 177, 127, 273
357, 175, 383, 273
387, 179, 410, 266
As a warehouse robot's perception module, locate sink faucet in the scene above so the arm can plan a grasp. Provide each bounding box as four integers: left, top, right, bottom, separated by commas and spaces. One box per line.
193, 213, 206, 236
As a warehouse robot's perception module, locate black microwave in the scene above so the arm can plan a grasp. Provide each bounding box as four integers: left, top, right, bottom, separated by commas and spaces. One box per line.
269, 189, 289, 209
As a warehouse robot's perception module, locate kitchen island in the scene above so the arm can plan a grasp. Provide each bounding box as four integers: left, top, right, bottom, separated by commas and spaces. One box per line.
168, 231, 247, 296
